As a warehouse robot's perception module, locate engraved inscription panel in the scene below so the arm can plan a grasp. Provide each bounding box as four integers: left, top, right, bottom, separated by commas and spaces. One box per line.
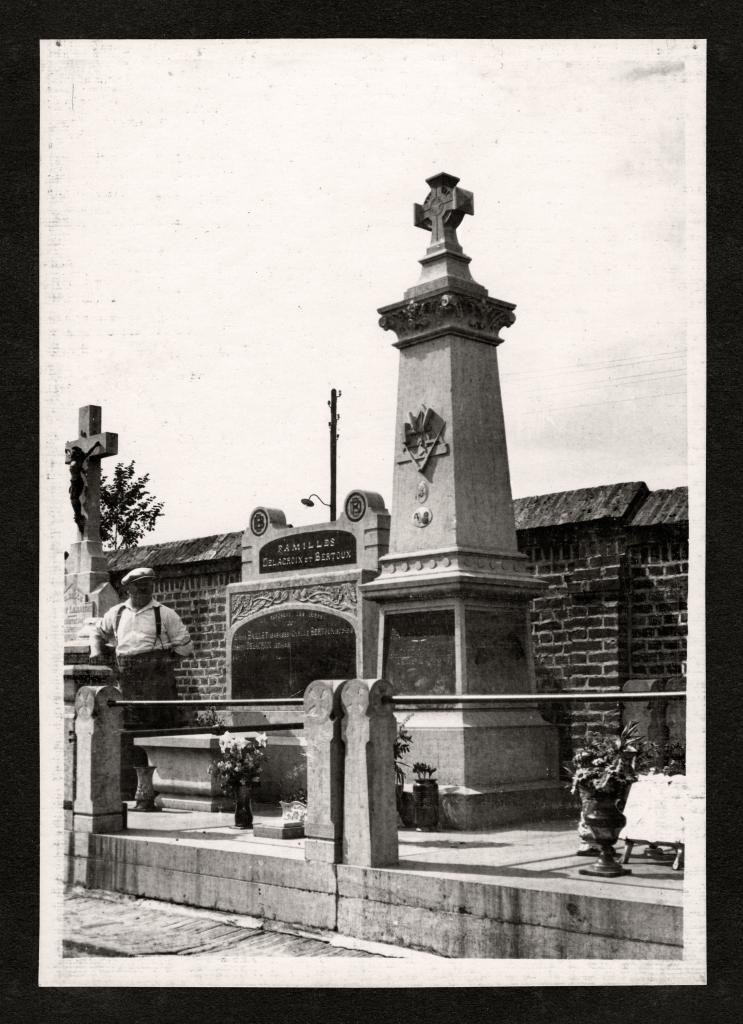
231, 608, 356, 699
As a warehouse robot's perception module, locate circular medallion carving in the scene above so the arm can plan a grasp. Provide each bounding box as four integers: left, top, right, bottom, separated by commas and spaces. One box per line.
412, 506, 432, 528
345, 491, 367, 522
415, 480, 429, 504
250, 508, 268, 536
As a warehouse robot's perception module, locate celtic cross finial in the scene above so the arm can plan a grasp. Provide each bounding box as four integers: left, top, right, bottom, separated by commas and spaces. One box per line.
414, 172, 474, 252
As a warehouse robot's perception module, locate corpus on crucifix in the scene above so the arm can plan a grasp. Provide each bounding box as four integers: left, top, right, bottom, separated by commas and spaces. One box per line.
65, 405, 118, 540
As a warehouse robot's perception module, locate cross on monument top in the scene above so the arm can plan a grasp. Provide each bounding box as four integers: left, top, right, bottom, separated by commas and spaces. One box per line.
414, 172, 474, 253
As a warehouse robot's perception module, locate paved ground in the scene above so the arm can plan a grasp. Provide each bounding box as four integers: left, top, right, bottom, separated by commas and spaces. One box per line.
63, 887, 441, 959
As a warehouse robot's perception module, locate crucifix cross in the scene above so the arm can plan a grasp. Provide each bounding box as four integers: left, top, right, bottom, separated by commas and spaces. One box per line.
413, 172, 474, 251
65, 405, 118, 540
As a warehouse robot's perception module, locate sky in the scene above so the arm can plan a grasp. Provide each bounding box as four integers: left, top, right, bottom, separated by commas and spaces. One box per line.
41, 39, 705, 547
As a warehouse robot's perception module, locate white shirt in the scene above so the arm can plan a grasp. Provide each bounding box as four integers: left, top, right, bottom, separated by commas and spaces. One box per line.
93, 599, 194, 658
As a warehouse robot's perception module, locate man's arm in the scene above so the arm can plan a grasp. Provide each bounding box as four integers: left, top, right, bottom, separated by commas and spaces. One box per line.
89, 608, 117, 662
161, 606, 195, 658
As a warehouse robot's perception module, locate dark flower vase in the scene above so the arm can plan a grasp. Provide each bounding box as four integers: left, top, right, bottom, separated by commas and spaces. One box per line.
578, 789, 631, 877
234, 783, 254, 829
413, 779, 439, 831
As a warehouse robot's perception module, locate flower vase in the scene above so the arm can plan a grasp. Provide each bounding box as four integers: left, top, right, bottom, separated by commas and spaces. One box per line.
413, 779, 439, 831
578, 790, 631, 877
134, 765, 160, 812
233, 783, 253, 829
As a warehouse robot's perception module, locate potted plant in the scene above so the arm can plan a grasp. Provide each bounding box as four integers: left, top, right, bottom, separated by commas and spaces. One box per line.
393, 722, 414, 827
194, 704, 227, 732
564, 721, 648, 877
412, 762, 439, 831
209, 731, 268, 829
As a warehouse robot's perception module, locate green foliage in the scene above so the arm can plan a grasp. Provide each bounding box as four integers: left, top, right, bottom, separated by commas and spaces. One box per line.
564, 721, 653, 797
412, 762, 437, 781
194, 705, 227, 731
393, 721, 413, 787
278, 759, 307, 804
100, 460, 164, 550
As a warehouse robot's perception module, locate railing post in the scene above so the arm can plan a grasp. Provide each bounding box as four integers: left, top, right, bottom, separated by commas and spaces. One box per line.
73, 685, 124, 833
303, 679, 347, 863
341, 678, 398, 867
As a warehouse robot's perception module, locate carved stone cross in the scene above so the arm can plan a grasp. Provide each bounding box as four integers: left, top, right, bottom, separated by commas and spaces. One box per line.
65, 405, 118, 541
414, 172, 474, 252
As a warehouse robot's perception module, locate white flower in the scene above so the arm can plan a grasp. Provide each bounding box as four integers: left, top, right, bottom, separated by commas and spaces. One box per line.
255, 732, 268, 747
219, 731, 235, 752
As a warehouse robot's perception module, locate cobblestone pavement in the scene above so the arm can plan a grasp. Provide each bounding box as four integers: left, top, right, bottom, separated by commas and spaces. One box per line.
63, 888, 437, 959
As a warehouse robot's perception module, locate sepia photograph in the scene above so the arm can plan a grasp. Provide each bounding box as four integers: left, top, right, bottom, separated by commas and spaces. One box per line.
38, 37, 705, 986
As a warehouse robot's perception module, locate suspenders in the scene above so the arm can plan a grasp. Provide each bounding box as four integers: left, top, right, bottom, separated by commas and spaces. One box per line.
115, 603, 163, 648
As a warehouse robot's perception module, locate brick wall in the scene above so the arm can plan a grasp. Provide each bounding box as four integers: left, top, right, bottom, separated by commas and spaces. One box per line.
626, 532, 688, 678
105, 485, 688, 746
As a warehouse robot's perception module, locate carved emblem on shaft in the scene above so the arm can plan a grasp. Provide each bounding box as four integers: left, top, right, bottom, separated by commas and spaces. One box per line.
400, 405, 449, 472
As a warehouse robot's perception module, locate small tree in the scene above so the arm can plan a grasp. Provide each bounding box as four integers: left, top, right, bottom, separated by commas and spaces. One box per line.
100, 460, 164, 550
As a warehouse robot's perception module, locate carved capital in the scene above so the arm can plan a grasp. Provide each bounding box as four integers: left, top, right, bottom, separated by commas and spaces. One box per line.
379, 291, 515, 347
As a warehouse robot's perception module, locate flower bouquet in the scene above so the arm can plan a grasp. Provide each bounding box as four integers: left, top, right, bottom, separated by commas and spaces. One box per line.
209, 731, 268, 828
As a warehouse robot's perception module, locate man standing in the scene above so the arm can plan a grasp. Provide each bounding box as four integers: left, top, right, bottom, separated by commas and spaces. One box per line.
91, 566, 194, 797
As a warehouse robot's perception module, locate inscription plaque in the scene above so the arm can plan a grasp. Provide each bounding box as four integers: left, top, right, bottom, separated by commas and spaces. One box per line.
231, 608, 356, 698
383, 610, 456, 694
259, 530, 356, 574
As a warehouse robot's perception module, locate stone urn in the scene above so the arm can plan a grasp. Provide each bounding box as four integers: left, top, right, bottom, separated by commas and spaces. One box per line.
578, 788, 631, 877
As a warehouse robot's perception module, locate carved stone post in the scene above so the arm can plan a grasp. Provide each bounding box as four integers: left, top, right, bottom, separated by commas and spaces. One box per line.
341, 678, 398, 867
303, 678, 347, 863
73, 684, 124, 833
64, 664, 114, 829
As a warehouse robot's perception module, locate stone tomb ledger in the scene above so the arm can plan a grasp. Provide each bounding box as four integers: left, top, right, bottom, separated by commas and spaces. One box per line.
226, 491, 390, 732
363, 172, 566, 828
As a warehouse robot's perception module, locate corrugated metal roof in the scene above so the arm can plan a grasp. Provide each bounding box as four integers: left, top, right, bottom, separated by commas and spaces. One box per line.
628, 487, 688, 527
512, 482, 649, 530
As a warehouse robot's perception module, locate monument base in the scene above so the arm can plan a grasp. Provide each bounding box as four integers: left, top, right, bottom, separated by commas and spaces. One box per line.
436, 783, 576, 830
253, 821, 305, 840
395, 709, 570, 829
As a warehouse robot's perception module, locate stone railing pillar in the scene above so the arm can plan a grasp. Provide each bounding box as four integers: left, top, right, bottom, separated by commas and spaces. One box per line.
303, 678, 347, 863
73, 684, 124, 833
64, 664, 114, 829
341, 678, 398, 867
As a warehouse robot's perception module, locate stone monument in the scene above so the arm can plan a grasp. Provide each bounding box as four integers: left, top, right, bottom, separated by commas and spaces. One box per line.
64, 405, 120, 654
63, 405, 120, 828
363, 172, 566, 827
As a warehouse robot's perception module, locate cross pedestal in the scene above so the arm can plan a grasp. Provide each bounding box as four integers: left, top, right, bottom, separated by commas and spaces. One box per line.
64, 405, 119, 640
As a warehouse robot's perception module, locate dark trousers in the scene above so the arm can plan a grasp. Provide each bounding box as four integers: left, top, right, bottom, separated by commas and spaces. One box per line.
116, 651, 179, 800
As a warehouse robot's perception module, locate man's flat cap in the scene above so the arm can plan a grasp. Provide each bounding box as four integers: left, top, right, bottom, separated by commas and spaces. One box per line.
121, 567, 156, 586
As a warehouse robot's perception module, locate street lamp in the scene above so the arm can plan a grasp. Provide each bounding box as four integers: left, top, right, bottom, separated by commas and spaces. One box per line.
299, 388, 341, 520
301, 493, 331, 510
